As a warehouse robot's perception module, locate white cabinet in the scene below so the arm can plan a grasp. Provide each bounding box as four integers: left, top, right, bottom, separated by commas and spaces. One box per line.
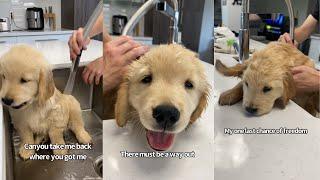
0, 31, 73, 44
0, 37, 17, 44
17, 34, 70, 43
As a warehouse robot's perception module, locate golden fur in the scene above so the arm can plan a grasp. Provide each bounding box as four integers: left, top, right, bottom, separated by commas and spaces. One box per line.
216, 42, 319, 116
114, 44, 210, 148
0, 45, 91, 160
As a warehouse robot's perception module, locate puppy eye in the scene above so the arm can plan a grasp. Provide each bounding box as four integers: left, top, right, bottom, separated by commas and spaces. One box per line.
263, 86, 272, 93
245, 81, 248, 87
141, 75, 152, 84
20, 78, 29, 83
185, 80, 194, 89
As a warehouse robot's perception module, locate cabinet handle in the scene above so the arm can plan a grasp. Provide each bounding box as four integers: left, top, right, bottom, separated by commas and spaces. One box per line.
35, 39, 59, 42
0, 41, 6, 43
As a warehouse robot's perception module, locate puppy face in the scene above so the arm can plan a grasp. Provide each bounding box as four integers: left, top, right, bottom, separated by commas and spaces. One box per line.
241, 55, 293, 115
115, 44, 209, 151
0, 45, 54, 110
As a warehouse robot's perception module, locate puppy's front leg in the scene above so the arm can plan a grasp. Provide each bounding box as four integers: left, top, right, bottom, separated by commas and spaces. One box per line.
49, 127, 68, 155
219, 82, 243, 105
17, 128, 35, 160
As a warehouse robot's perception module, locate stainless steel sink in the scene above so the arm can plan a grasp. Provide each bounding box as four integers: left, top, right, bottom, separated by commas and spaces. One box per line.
4, 66, 104, 180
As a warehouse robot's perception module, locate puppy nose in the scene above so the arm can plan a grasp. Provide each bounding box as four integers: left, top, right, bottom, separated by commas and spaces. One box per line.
153, 105, 180, 128
245, 106, 258, 114
2, 98, 13, 106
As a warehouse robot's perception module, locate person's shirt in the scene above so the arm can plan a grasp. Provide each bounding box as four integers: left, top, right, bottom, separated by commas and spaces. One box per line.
311, 0, 319, 21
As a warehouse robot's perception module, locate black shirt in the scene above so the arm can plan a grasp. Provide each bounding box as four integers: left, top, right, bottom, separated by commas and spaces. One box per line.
311, 0, 319, 21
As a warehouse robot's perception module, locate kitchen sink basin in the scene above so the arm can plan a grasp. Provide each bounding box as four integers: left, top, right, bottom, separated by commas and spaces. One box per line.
4, 66, 104, 180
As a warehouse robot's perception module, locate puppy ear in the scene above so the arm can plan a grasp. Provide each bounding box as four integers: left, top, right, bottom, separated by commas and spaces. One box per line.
38, 68, 55, 105
276, 72, 296, 108
115, 79, 130, 127
190, 85, 210, 123
0, 65, 2, 92
215, 59, 248, 78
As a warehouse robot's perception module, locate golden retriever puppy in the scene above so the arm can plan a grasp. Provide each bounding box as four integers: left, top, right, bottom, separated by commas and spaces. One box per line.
217, 42, 319, 116
115, 44, 210, 151
0, 45, 92, 160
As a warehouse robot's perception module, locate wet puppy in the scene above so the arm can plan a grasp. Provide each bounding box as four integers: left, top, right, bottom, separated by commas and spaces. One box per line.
217, 42, 319, 116
115, 44, 210, 151
0, 45, 92, 160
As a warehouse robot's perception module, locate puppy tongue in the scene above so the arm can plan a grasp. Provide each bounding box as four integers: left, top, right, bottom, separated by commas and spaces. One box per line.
146, 130, 174, 151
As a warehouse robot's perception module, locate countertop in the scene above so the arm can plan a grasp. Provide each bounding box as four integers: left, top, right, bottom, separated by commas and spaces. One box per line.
214, 47, 320, 179
0, 40, 103, 69
0, 29, 73, 37
102, 61, 215, 180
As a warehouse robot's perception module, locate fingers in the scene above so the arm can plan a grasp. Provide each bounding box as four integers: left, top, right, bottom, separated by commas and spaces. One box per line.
283, 34, 293, 44
82, 67, 90, 84
69, 28, 91, 61
72, 31, 81, 55
118, 40, 140, 54
95, 72, 103, 85
68, 34, 77, 61
109, 36, 132, 47
123, 46, 150, 63
88, 72, 95, 85
291, 66, 311, 75
76, 28, 84, 50
279, 33, 294, 45
82, 59, 104, 85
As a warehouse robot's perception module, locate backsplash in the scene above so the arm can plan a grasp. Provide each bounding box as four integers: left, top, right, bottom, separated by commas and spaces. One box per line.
0, 0, 61, 30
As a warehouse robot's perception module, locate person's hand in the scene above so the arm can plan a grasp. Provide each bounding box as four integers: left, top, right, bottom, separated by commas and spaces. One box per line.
82, 57, 104, 85
68, 28, 91, 61
103, 36, 149, 91
292, 65, 320, 93
278, 33, 298, 47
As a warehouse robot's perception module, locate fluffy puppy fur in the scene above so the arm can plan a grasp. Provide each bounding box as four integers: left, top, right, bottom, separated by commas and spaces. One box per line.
0, 45, 92, 160
216, 42, 319, 117
115, 44, 210, 151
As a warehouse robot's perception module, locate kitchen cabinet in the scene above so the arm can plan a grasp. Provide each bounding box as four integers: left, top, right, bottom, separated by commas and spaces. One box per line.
62, 0, 101, 29
0, 30, 73, 43
16, 34, 70, 43
0, 37, 17, 44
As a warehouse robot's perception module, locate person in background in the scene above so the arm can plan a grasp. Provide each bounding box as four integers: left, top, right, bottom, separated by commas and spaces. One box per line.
278, 0, 320, 94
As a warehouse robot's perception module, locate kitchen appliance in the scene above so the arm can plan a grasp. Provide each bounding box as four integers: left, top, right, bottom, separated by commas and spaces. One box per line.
0, 17, 10, 32
26, 7, 44, 30
112, 15, 128, 35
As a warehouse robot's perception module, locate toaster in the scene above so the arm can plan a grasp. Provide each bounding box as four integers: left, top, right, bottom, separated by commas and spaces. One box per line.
0, 17, 10, 32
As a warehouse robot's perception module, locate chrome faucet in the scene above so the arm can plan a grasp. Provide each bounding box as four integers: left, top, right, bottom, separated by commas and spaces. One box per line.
122, 0, 179, 44
238, 0, 295, 63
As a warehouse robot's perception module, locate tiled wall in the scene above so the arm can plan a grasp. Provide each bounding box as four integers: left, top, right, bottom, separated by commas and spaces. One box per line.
0, 0, 61, 30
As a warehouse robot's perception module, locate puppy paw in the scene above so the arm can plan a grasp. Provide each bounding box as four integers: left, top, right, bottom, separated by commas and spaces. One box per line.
219, 90, 240, 105
53, 149, 68, 155
77, 130, 92, 144
19, 148, 35, 160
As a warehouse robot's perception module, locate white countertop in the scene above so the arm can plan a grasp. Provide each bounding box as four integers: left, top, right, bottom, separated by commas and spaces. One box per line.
0, 29, 73, 37
0, 40, 103, 69
103, 61, 215, 180
214, 49, 320, 179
